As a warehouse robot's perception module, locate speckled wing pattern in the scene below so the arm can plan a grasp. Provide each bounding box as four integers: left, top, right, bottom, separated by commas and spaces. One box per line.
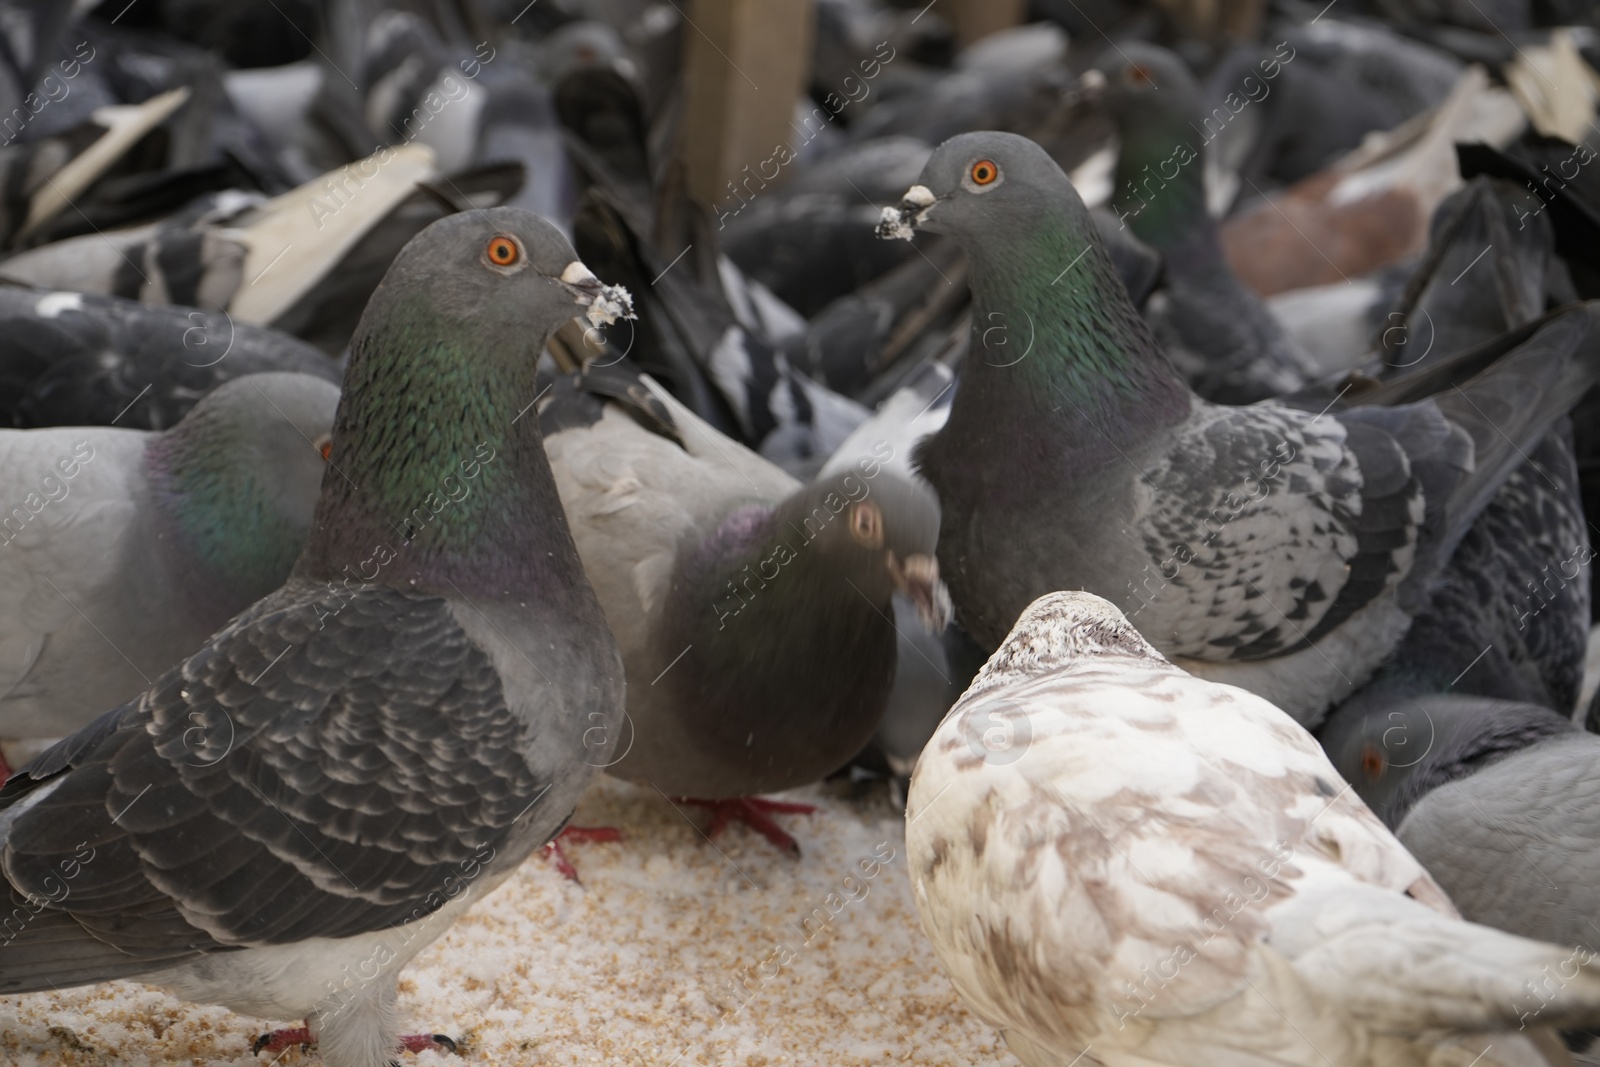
1128, 400, 1456, 661
0, 583, 551, 993
1387, 425, 1589, 712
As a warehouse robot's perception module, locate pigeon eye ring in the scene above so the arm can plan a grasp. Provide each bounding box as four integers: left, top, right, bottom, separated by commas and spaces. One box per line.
849, 502, 883, 547
485, 234, 523, 269
968, 159, 1000, 188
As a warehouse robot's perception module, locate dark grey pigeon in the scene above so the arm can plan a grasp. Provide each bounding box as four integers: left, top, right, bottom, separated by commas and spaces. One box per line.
1317, 422, 1589, 736
1375, 176, 1559, 382
0, 164, 527, 356
540, 360, 947, 852
880, 130, 1600, 727
0, 286, 339, 430
0, 206, 627, 1067
1096, 43, 1319, 404
572, 185, 869, 477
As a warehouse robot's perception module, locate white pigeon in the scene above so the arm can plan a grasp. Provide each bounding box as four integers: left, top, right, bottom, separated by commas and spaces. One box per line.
906, 590, 1600, 1067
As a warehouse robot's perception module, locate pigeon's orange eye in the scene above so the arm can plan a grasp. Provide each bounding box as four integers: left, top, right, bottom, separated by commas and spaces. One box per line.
486, 235, 519, 266
850, 502, 883, 547
1128, 64, 1153, 85
1360, 742, 1385, 782
971, 159, 998, 185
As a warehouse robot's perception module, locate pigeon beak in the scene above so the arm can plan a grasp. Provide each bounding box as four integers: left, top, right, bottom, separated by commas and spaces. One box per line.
1071, 67, 1107, 104
558, 260, 636, 328
887, 551, 951, 632
876, 184, 937, 241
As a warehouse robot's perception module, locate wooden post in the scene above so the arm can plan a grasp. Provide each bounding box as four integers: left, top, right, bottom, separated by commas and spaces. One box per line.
944, 0, 1025, 48
1148, 0, 1266, 43
680, 0, 815, 213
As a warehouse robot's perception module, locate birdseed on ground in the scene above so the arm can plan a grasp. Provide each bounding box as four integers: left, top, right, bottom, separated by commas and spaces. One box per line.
0, 776, 1008, 1067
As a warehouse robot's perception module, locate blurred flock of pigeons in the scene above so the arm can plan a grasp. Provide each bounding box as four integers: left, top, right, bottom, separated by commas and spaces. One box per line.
2, 0, 1600, 1064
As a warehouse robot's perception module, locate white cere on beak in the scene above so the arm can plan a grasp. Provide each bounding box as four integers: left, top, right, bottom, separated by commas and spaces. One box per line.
1079, 68, 1107, 91
561, 261, 601, 287
902, 185, 936, 209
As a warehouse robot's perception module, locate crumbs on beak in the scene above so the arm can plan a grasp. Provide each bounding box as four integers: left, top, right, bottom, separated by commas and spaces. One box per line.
877, 205, 915, 241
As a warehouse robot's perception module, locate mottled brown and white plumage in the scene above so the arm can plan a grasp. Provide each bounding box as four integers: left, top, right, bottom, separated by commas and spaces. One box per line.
906, 591, 1600, 1067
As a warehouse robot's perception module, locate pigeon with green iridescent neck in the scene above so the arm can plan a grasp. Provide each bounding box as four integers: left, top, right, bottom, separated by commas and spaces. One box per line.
879, 130, 1600, 727
0, 372, 337, 775
0, 207, 627, 1067
539, 360, 947, 853
1096, 43, 1319, 404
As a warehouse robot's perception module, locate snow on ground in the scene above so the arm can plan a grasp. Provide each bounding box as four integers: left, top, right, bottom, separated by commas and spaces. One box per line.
0, 776, 1010, 1067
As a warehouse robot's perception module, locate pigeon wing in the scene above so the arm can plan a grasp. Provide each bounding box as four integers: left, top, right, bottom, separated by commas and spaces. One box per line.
0, 583, 553, 993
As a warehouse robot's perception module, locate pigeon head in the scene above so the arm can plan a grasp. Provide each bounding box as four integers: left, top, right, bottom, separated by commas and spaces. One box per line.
300, 206, 632, 595
1317, 693, 1573, 829
1092, 42, 1204, 127
965, 591, 1167, 700
877, 131, 1185, 425
1091, 43, 1211, 251
356, 205, 633, 350
779, 470, 949, 631
877, 131, 1093, 253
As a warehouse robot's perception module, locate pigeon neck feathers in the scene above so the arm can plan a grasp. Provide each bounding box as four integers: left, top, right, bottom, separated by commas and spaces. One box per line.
959, 196, 1190, 449
1110, 106, 1212, 260
297, 294, 582, 601
144, 397, 309, 607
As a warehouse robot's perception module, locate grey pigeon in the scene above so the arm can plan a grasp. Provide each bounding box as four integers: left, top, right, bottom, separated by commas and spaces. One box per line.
819, 359, 982, 788
1314, 420, 1589, 749
1097, 43, 1320, 404
539, 360, 946, 851
1321, 695, 1600, 972
0, 372, 338, 765
880, 130, 1600, 726
908, 590, 1598, 1067
0, 206, 627, 1067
